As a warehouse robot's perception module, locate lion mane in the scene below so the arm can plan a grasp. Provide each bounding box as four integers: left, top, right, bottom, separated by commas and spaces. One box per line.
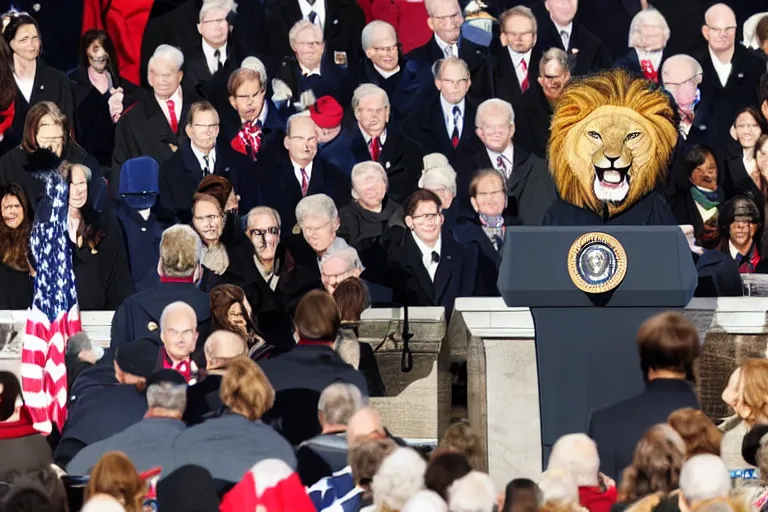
547, 69, 678, 218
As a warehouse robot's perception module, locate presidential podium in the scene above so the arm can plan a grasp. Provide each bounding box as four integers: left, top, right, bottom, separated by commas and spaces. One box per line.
498, 226, 698, 464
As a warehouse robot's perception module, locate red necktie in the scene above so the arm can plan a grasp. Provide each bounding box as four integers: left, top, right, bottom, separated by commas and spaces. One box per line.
369, 136, 381, 161
451, 106, 460, 149
520, 58, 529, 93
640, 59, 658, 83
166, 99, 178, 133
239, 120, 263, 159
300, 167, 309, 196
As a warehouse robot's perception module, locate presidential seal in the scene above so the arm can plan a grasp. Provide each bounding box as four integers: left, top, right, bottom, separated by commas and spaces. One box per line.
568, 232, 627, 293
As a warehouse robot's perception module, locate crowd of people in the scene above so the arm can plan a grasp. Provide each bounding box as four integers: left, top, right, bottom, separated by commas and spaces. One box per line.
0, 0, 768, 510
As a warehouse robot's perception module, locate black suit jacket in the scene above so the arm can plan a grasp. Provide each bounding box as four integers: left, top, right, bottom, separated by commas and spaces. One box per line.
405, 35, 493, 102
351, 58, 427, 128
111, 90, 198, 194
402, 92, 482, 163
575, 0, 642, 60
347, 125, 424, 204
274, 54, 351, 107
491, 48, 539, 108
265, 0, 365, 71
514, 86, 553, 159
613, 48, 668, 81
588, 379, 700, 481
533, 13, 612, 76
181, 42, 243, 99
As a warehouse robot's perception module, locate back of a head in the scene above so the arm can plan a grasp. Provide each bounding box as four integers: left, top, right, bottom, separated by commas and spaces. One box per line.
448, 471, 497, 512
547, 433, 600, 487
160, 225, 202, 277
85, 451, 144, 510
348, 437, 399, 500
679, 454, 730, 505
538, 468, 579, 505
157, 465, 218, 512
294, 290, 341, 341
0, 484, 55, 512
439, 422, 483, 470
204, 330, 247, 362
318, 382, 365, 426
371, 448, 428, 511
347, 407, 384, 444
0, 371, 21, 421
402, 489, 448, 512
503, 479, 541, 512
219, 356, 275, 421
81, 494, 127, 512
425, 451, 472, 501
333, 277, 370, 322
667, 408, 722, 457
636, 312, 699, 379
619, 424, 686, 502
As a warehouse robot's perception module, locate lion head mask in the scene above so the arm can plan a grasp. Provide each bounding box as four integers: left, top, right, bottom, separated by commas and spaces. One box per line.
548, 69, 678, 218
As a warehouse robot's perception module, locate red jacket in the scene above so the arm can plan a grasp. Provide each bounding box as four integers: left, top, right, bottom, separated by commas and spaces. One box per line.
579, 485, 618, 512
358, 0, 432, 54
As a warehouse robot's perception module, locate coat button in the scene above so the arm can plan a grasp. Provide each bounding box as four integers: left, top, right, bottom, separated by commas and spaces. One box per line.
141, 227, 147, 232
32, 3, 41, 12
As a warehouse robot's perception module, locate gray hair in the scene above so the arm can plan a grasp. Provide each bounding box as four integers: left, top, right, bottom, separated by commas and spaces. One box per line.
547, 434, 600, 487
160, 224, 204, 277
538, 468, 579, 505
539, 48, 569, 76
199, 0, 236, 22
352, 83, 390, 111
289, 19, 324, 47
71, 163, 92, 182
679, 454, 731, 504
424, 0, 461, 18
419, 154, 457, 196
362, 20, 397, 52
500, 5, 537, 34
245, 206, 281, 230
241, 56, 268, 88
204, 330, 247, 361
660, 54, 703, 86
317, 383, 366, 425
448, 471, 497, 512
475, 98, 515, 127
146, 382, 188, 412
372, 448, 428, 510
148, 44, 184, 74
321, 246, 364, 274
351, 161, 388, 200
159, 301, 197, 332
628, 8, 670, 48
295, 193, 339, 225
66, 332, 94, 357
286, 112, 315, 135
432, 56, 470, 80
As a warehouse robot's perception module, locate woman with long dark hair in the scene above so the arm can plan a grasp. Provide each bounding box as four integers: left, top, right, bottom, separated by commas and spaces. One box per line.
209, 283, 273, 359
0, 182, 33, 308
68, 30, 141, 167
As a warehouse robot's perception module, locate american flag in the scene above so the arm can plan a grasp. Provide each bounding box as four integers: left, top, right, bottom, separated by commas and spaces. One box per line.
20, 169, 82, 434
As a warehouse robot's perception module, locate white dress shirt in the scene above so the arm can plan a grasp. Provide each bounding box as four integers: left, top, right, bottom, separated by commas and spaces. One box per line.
292, 159, 314, 187
709, 47, 733, 87
434, 34, 459, 58
156, 87, 183, 129
440, 95, 465, 138
507, 48, 532, 86
553, 20, 573, 50
486, 145, 515, 180
202, 40, 227, 75
191, 144, 217, 174
300, 62, 322, 77
14, 74, 34, 102
636, 49, 663, 71
374, 63, 400, 79
299, 0, 326, 29
362, 129, 387, 146
412, 231, 442, 281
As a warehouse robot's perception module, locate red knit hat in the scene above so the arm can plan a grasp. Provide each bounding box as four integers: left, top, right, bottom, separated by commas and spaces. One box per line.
219, 459, 316, 512
309, 96, 344, 129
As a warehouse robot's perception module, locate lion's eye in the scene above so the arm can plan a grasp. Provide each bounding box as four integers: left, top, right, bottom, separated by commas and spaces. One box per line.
625, 132, 641, 141
587, 131, 601, 141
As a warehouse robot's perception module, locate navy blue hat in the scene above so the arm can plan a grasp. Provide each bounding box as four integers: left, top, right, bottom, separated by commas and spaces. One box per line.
119, 156, 160, 210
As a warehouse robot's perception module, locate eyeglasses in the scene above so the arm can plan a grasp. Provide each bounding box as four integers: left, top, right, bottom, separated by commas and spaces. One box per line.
38, 135, 64, 144
248, 226, 279, 237
663, 74, 701, 90
289, 135, 318, 144
357, 107, 388, 116
201, 18, 228, 26
411, 212, 440, 223
504, 30, 534, 38
706, 25, 736, 35
193, 214, 222, 223
70, 181, 88, 190
1, 203, 21, 212
236, 89, 265, 100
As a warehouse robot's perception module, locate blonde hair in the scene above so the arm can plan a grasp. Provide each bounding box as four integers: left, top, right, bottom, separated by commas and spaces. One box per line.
220, 356, 275, 420
84, 452, 144, 512
159, 224, 203, 277
738, 358, 768, 426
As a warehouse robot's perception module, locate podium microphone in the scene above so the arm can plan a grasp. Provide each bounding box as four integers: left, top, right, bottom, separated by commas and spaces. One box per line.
401, 304, 413, 373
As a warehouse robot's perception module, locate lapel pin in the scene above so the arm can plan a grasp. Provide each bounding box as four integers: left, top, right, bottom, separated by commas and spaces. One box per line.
40, 85, 44, 90
141, 227, 147, 232
148, 322, 159, 331
385, 161, 391, 169
738, 73, 744, 79
333, 18, 339, 25
292, 224, 301, 235
699, 124, 707, 131
32, 3, 40, 11
447, 255, 452, 260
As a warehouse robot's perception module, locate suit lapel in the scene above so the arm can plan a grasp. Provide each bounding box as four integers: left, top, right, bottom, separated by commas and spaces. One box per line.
508, 147, 533, 194
351, 126, 373, 162
405, 234, 436, 301
433, 235, 456, 303
430, 98, 453, 155
498, 50, 522, 95
324, 0, 343, 45
181, 142, 204, 182
279, 158, 303, 200
458, 100, 476, 148
307, 158, 327, 195
143, 97, 176, 142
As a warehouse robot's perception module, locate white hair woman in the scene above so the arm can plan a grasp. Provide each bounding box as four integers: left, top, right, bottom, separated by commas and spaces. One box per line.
418, 153, 458, 227
616, 8, 670, 83
338, 161, 406, 249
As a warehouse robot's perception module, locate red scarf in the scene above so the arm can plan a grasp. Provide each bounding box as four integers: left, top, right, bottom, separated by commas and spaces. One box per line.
0, 406, 39, 440
297, 337, 335, 347
163, 356, 193, 382
231, 120, 263, 159
579, 485, 618, 512
160, 275, 195, 284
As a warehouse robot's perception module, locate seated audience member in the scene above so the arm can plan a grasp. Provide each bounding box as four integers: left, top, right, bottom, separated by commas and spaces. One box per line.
453, 169, 520, 296
717, 196, 763, 274
588, 312, 700, 480
338, 161, 406, 252
447, 471, 497, 512
402, 490, 448, 511
515, 48, 571, 159
223, 206, 321, 349
259, 290, 369, 445
333, 277, 387, 395
0, 484, 57, 512
297, 382, 367, 485
157, 301, 204, 384
0, 183, 33, 309
173, 356, 297, 485
501, 479, 541, 512
547, 434, 617, 512
418, 153, 459, 228
354, 21, 424, 127
723, 107, 766, 200
219, 458, 317, 511
724, 358, 768, 429
537, 468, 581, 512
614, 8, 670, 82
492, 6, 539, 109
369, 448, 428, 510
81, 494, 128, 512
263, 114, 350, 233
321, 245, 364, 296
66, 370, 188, 475
55, 338, 157, 467
456, 98, 555, 225
678, 455, 733, 512
667, 408, 722, 458
274, 21, 350, 106
110, 224, 210, 350
403, 58, 483, 164
184, 330, 247, 426
112, 44, 198, 194
615, 424, 686, 508
191, 192, 230, 291
0, 371, 52, 476
209, 284, 270, 358
438, 422, 484, 470
387, 189, 478, 317
0, 101, 104, 212
65, 332, 104, 395
669, 146, 722, 250
312, 96, 357, 174
83, 452, 145, 512
115, 156, 164, 293
195, 174, 243, 244
424, 452, 472, 501
65, 162, 133, 310
68, 29, 141, 167
295, 193, 350, 264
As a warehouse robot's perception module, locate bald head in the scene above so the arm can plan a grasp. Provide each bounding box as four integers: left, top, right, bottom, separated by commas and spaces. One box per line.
703, 4, 736, 53
204, 330, 247, 370
160, 301, 199, 363
347, 407, 385, 445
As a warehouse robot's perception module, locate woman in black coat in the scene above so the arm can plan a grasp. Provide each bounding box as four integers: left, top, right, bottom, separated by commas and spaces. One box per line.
0, 183, 33, 309
68, 30, 142, 167
65, 162, 133, 310
2, 12, 74, 151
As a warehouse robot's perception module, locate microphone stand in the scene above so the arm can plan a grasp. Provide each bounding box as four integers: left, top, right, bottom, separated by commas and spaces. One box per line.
401, 304, 413, 373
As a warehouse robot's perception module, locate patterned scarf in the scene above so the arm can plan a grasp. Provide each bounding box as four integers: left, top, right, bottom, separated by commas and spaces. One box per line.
479, 213, 505, 251
735, 243, 760, 274
231, 119, 263, 159
689, 186, 722, 210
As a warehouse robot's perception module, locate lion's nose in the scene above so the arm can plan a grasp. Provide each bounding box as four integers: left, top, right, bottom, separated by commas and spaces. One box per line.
605, 155, 621, 166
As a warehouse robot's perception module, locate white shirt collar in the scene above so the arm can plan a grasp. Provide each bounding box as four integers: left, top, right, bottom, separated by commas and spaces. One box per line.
298, 0, 326, 28
486, 144, 515, 174
708, 46, 733, 87
440, 95, 465, 122
300, 62, 322, 76
507, 47, 532, 67
729, 240, 748, 260
373, 63, 400, 79
292, 159, 314, 185
412, 231, 442, 280
191, 143, 216, 169
434, 33, 459, 55
362, 128, 387, 145
156, 87, 182, 109
202, 39, 227, 71
552, 20, 573, 38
